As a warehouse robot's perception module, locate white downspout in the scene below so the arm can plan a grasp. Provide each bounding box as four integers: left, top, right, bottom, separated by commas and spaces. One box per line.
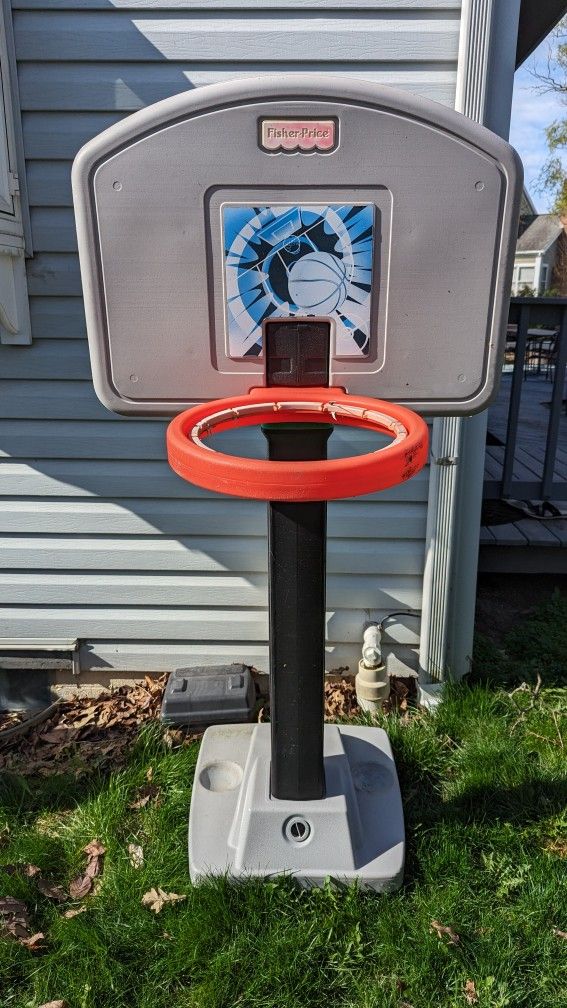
419, 418, 462, 684
419, 0, 522, 698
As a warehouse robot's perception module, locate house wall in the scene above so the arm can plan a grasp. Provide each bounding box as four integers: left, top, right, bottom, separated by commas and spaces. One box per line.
513, 238, 564, 295
0, 1, 464, 677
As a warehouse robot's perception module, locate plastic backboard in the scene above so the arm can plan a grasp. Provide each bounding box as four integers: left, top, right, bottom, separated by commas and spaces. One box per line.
72, 75, 522, 416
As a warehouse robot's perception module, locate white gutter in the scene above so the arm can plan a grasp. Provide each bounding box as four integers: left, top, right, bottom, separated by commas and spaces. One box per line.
419, 0, 522, 691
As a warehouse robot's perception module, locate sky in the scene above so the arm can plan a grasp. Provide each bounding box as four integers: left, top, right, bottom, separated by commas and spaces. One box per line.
510, 31, 567, 212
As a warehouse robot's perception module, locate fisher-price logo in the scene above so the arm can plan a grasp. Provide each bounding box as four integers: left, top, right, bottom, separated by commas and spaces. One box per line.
260, 118, 337, 153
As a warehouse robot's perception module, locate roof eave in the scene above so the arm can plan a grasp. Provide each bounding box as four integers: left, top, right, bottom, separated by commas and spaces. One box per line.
516, 0, 567, 68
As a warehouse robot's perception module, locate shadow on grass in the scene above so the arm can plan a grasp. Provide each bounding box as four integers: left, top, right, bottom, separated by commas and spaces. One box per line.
0, 768, 113, 838
471, 589, 567, 690
441, 779, 567, 826
392, 709, 567, 889
0, 722, 176, 828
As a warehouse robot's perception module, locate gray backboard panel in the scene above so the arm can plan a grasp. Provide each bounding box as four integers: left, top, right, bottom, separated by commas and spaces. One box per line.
72, 76, 522, 416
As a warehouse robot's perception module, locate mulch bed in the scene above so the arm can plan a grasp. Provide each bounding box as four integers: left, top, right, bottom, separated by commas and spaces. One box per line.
0, 673, 416, 778
0, 676, 168, 778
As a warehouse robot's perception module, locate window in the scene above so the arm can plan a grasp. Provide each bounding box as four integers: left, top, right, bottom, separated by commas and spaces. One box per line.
540, 264, 549, 294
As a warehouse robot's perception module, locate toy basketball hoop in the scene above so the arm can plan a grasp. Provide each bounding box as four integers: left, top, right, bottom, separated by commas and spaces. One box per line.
167, 386, 428, 501
72, 75, 522, 890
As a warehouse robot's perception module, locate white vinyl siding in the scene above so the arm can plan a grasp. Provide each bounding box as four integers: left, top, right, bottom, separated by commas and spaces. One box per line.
0, 0, 462, 676
0, 0, 30, 343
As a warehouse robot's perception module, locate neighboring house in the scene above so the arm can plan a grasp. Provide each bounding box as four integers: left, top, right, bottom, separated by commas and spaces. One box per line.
0, 1, 564, 694
513, 202, 567, 295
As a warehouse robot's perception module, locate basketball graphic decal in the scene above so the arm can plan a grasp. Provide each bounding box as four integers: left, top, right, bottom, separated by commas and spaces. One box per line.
222, 203, 375, 357
287, 252, 348, 313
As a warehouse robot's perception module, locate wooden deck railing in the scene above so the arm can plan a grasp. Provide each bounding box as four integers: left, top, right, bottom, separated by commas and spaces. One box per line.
485, 296, 567, 502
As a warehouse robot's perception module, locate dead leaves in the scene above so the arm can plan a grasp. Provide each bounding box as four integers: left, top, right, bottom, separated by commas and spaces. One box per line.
259, 674, 419, 724
38, 1002, 69, 1008
2, 862, 41, 879
21, 930, 46, 950
464, 980, 478, 1004
68, 875, 93, 900
2, 859, 85, 904
0, 896, 44, 951
128, 782, 160, 810
384, 675, 418, 715
430, 919, 460, 945
0, 895, 31, 934
0, 709, 29, 732
62, 905, 87, 919
141, 888, 186, 914
544, 837, 567, 857
83, 839, 106, 865
128, 766, 161, 811
69, 840, 105, 900
0, 838, 105, 944
260, 678, 361, 723
324, 679, 360, 719
0, 676, 167, 778
35, 879, 68, 903
552, 927, 567, 940
128, 844, 144, 869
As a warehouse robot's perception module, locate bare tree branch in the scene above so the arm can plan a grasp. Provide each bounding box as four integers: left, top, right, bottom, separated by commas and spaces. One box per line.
526, 17, 567, 212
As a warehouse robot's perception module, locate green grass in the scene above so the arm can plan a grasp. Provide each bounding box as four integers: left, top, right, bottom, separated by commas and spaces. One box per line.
0, 607, 566, 1007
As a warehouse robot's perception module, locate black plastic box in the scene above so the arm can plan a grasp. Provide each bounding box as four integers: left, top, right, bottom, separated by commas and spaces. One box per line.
160, 664, 256, 726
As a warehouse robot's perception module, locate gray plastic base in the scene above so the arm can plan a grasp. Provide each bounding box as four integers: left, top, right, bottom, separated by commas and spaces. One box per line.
189, 723, 405, 891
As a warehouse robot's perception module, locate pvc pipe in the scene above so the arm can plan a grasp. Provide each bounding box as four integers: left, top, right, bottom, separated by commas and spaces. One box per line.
356, 624, 388, 712
361, 624, 381, 669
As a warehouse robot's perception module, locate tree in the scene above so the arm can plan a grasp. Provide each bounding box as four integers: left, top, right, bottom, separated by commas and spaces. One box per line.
533, 17, 567, 214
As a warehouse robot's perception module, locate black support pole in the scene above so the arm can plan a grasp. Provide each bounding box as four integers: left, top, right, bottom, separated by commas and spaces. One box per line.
262, 318, 332, 801
264, 425, 331, 800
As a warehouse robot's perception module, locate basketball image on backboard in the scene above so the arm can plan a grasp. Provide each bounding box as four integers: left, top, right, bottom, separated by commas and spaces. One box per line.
222, 203, 375, 358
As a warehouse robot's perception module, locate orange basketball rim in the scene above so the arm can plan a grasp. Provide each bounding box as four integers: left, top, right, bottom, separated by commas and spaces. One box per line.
166, 386, 429, 502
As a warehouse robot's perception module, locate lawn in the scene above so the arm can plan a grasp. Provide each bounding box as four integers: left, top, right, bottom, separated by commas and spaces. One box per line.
0, 596, 566, 1008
